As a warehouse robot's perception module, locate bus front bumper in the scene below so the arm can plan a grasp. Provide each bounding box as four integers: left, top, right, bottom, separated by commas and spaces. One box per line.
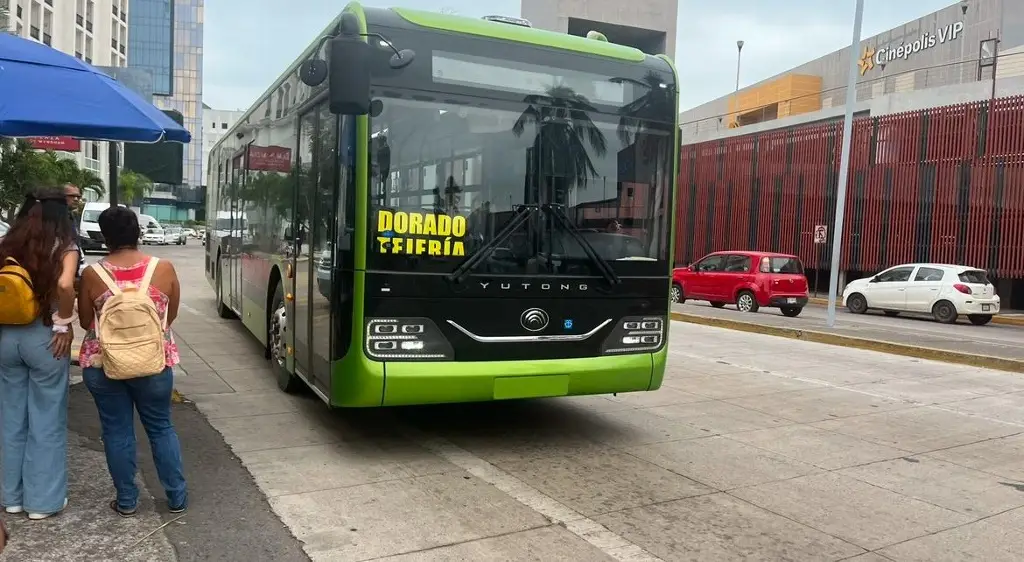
376, 349, 666, 407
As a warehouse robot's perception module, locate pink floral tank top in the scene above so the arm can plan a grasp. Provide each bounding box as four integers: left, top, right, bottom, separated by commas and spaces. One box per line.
78, 258, 180, 369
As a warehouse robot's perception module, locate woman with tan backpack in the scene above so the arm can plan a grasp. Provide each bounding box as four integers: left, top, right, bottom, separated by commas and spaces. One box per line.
77, 206, 188, 517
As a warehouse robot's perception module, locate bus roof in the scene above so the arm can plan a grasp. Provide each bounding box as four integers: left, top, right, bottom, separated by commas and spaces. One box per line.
210, 2, 665, 158
389, 8, 645, 62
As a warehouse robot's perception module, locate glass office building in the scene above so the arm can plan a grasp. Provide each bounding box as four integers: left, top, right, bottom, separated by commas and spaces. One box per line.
128, 0, 204, 221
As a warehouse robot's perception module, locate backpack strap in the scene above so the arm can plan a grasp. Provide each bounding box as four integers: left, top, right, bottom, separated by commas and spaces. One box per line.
91, 263, 121, 295
139, 258, 160, 293
139, 258, 168, 331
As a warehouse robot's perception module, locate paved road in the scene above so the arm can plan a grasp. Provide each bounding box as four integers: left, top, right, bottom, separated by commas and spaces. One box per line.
674, 300, 1024, 363
145, 244, 1024, 561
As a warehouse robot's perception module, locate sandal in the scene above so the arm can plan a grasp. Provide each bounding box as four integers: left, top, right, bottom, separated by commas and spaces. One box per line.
109, 500, 137, 518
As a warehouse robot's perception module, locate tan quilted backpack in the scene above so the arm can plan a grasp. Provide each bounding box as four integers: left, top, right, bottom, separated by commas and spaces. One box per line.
92, 258, 167, 379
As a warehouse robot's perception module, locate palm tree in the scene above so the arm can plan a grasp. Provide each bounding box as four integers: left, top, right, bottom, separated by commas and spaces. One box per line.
512, 85, 607, 198
0, 137, 62, 220
117, 169, 153, 204
40, 151, 105, 198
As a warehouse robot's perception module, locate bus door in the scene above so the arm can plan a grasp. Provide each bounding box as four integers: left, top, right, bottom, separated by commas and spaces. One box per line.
308, 104, 341, 393
293, 109, 317, 384
330, 114, 356, 365
227, 156, 242, 311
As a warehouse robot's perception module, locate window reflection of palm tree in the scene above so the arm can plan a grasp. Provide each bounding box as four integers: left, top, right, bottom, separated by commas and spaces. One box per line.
512, 85, 607, 200
512, 86, 608, 273
610, 71, 675, 258
611, 71, 674, 151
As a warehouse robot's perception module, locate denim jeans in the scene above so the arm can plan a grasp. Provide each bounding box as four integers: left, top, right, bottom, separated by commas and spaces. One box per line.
0, 320, 70, 513
82, 366, 187, 511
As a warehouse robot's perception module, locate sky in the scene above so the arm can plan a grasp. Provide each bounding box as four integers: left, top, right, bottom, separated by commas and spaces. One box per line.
202, 0, 958, 114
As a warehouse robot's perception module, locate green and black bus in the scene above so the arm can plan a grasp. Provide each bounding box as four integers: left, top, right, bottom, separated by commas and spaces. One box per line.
205, 3, 679, 407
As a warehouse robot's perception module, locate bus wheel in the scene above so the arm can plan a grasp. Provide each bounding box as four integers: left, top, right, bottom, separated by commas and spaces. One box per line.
270, 284, 303, 394
215, 259, 235, 319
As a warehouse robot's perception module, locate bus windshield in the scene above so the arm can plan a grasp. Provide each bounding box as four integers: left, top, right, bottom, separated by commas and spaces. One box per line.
366, 93, 673, 277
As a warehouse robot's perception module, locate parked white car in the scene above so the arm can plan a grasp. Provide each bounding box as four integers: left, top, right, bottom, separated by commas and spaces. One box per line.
163, 226, 187, 245
842, 263, 1000, 325
141, 226, 165, 245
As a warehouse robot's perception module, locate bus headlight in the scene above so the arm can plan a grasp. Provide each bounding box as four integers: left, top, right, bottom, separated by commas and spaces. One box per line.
365, 318, 454, 361
600, 316, 665, 354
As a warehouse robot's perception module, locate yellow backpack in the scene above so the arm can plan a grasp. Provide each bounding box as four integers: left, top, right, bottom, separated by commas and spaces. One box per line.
0, 257, 41, 325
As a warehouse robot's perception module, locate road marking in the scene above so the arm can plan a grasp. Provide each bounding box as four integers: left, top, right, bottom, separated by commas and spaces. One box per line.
397, 425, 663, 562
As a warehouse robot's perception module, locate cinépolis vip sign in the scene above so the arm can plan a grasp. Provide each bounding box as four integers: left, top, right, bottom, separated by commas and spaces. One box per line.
858, 21, 964, 74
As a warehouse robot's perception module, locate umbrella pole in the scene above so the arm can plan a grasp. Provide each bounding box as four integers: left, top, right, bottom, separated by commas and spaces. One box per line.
108, 142, 119, 207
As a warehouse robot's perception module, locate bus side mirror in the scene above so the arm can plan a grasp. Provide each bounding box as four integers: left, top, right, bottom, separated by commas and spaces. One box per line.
328, 36, 371, 115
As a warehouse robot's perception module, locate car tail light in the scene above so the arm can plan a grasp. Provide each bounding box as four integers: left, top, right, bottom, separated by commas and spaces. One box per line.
759, 257, 770, 273
953, 283, 972, 295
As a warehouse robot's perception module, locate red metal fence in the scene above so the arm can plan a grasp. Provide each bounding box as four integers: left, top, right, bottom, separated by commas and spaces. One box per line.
677, 95, 1024, 278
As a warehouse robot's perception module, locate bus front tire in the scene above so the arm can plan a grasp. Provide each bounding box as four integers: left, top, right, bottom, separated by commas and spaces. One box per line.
270, 284, 303, 394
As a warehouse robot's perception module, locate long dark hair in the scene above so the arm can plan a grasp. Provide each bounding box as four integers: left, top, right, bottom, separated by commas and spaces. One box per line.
0, 188, 76, 319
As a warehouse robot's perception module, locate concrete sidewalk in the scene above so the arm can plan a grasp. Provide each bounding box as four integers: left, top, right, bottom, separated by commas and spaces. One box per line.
0, 386, 176, 561
2, 374, 307, 561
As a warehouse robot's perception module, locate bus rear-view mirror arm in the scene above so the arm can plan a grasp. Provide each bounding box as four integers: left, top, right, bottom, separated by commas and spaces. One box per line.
299, 12, 415, 116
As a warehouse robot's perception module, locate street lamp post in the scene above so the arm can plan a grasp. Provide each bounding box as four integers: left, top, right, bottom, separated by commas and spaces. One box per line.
825, 0, 865, 328
735, 40, 744, 92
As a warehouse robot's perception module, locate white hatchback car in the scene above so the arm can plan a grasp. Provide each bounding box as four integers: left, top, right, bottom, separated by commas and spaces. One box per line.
842, 263, 1000, 325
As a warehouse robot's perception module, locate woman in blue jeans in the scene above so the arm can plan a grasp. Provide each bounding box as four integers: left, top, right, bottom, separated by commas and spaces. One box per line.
0, 190, 79, 520
77, 207, 187, 516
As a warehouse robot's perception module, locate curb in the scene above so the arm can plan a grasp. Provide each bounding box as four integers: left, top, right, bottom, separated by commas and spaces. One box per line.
670, 311, 1024, 374
805, 297, 1024, 327
71, 345, 185, 403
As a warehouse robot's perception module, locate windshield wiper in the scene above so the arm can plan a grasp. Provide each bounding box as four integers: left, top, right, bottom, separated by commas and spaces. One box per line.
447, 204, 540, 284
543, 204, 621, 287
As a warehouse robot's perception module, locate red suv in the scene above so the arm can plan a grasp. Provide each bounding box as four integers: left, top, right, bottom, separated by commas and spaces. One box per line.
671, 251, 809, 317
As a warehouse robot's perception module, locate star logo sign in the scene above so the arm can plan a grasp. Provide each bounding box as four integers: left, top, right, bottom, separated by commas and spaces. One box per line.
858, 46, 876, 75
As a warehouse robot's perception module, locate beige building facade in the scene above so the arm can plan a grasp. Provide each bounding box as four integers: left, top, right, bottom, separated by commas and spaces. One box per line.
521, 0, 677, 58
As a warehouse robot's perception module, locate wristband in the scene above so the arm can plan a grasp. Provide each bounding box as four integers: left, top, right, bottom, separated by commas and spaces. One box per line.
52, 324, 70, 334
52, 312, 78, 326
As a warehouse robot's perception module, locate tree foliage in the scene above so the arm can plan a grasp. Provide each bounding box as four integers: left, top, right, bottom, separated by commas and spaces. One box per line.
118, 169, 154, 204
0, 137, 64, 220
0, 136, 156, 220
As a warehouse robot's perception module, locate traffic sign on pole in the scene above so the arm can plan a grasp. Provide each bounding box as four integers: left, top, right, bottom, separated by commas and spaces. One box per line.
813, 225, 827, 244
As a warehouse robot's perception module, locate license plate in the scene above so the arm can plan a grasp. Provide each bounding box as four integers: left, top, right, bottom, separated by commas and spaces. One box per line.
982, 304, 991, 312
787, 298, 797, 304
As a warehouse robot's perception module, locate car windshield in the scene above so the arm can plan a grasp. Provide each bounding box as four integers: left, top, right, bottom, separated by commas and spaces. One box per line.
958, 269, 989, 284
81, 210, 102, 222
